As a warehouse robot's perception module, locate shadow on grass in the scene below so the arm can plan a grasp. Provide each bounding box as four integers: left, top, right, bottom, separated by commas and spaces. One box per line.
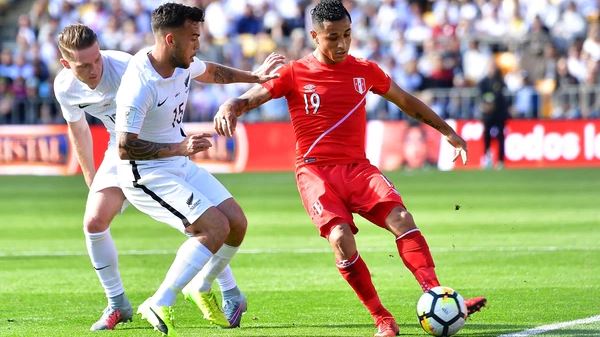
120, 322, 600, 337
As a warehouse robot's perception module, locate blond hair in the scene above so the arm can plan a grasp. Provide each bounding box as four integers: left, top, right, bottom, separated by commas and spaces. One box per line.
57, 24, 97, 60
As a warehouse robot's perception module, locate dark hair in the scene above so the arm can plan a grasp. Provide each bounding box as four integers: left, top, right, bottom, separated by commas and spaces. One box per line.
151, 2, 205, 33
310, 0, 351, 27
57, 24, 97, 60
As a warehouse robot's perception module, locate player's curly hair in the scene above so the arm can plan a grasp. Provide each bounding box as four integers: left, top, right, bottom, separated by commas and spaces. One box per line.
310, 0, 351, 27
151, 2, 205, 33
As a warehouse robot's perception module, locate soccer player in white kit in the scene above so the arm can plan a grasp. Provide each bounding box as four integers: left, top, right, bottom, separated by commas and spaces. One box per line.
55, 23, 282, 332
54, 24, 135, 331
115, 3, 283, 336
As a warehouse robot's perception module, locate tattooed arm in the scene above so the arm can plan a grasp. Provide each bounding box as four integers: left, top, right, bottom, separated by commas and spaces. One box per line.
195, 53, 285, 84
383, 81, 468, 164
118, 132, 212, 160
214, 84, 273, 137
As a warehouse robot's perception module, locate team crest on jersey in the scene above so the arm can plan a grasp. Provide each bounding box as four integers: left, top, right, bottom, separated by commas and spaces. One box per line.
353, 77, 366, 94
303, 84, 317, 93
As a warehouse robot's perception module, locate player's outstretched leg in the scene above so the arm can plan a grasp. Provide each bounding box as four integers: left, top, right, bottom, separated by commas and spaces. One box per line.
387, 209, 487, 317
395, 228, 440, 292
465, 296, 487, 316
182, 288, 229, 327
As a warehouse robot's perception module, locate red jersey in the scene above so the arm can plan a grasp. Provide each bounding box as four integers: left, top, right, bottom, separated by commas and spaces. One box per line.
262, 54, 391, 167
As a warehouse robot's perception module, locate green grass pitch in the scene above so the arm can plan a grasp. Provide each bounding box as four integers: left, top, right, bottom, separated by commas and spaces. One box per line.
1, 168, 599, 337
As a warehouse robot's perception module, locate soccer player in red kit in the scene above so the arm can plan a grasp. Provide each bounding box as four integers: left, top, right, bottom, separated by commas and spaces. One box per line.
214, 0, 486, 336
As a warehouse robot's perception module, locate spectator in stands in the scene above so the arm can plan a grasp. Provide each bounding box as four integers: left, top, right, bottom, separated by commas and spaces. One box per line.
511, 72, 538, 119
235, 4, 263, 35
552, 1, 587, 51
520, 16, 552, 83
478, 62, 509, 169
0, 77, 15, 123
1, 0, 600, 124
0, 50, 16, 79
463, 39, 492, 86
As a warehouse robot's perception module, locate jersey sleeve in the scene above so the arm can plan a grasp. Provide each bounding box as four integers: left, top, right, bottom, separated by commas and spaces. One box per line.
368, 61, 392, 95
261, 63, 293, 99
189, 56, 207, 78
115, 73, 153, 135
53, 74, 83, 123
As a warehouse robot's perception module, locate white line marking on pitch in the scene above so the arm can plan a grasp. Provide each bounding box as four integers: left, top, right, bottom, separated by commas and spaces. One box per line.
0, 246, 598, 258
498, 315, 600, 337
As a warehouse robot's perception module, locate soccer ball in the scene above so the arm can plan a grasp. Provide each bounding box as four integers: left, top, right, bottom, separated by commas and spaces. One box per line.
416, 286, 467, 337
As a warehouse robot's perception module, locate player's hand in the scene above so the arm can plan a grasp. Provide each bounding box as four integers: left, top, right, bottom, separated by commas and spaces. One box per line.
252, 52, 285, 83
214, 105, 239, 137
181, 133, 212, 156
446, 132, 468, 165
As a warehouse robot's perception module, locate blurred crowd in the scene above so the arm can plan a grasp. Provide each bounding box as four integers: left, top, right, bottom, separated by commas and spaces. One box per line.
0, 0, 599, 125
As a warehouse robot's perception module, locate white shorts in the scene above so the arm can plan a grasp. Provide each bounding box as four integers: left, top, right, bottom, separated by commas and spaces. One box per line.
89, 146, 129, 212
90, 147, 120, 193
117, 156, 232, 233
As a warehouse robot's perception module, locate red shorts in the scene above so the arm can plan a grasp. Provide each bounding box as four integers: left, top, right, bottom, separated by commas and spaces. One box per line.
295, 162, 405, 237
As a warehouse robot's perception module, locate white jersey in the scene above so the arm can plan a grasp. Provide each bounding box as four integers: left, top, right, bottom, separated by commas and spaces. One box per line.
54, 50, 131, 148
115, 47, 207, 151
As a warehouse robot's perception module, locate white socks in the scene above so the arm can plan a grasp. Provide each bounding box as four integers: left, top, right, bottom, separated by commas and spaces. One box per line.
85, 229, 124, 299
185, 244, 239, 293
153, 238, 213, 306
216, 265, 237, 292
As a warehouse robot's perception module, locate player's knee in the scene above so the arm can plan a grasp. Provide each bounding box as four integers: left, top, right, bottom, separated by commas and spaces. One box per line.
189, 212, 230, 243
387, 209, 416, 234
83, 214, 110, 233
229, 211, 247, 237
327, 223, 352, 246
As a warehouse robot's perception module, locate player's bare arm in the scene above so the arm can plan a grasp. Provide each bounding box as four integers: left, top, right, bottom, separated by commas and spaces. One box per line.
383, 81, 468, 164
118, 132, 212, 160
214, 85, 273, 137
67, 117, 96, 187
195, 52, 284, 84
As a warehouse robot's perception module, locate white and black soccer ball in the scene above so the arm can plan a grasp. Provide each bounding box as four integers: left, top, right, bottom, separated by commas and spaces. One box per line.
416, 286, 467, 337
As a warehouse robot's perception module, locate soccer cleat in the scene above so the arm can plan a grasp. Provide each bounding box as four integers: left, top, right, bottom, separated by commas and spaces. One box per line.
223, 293, 247, 328
137, 298, 178, 337
90, 304, 133, 331
182, 288, 230, 328
465, 296, 487, 316
374, 317, 399, 337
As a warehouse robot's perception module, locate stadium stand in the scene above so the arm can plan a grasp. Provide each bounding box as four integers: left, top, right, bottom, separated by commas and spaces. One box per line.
0, 0, 598, 125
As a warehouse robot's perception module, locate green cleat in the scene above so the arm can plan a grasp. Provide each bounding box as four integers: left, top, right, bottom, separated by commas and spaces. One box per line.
137, 298, 178, 337
182, 288, 230, 328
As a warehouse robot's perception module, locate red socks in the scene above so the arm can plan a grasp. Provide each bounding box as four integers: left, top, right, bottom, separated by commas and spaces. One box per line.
337, 252, 391, 320
396, 229, 439, 292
